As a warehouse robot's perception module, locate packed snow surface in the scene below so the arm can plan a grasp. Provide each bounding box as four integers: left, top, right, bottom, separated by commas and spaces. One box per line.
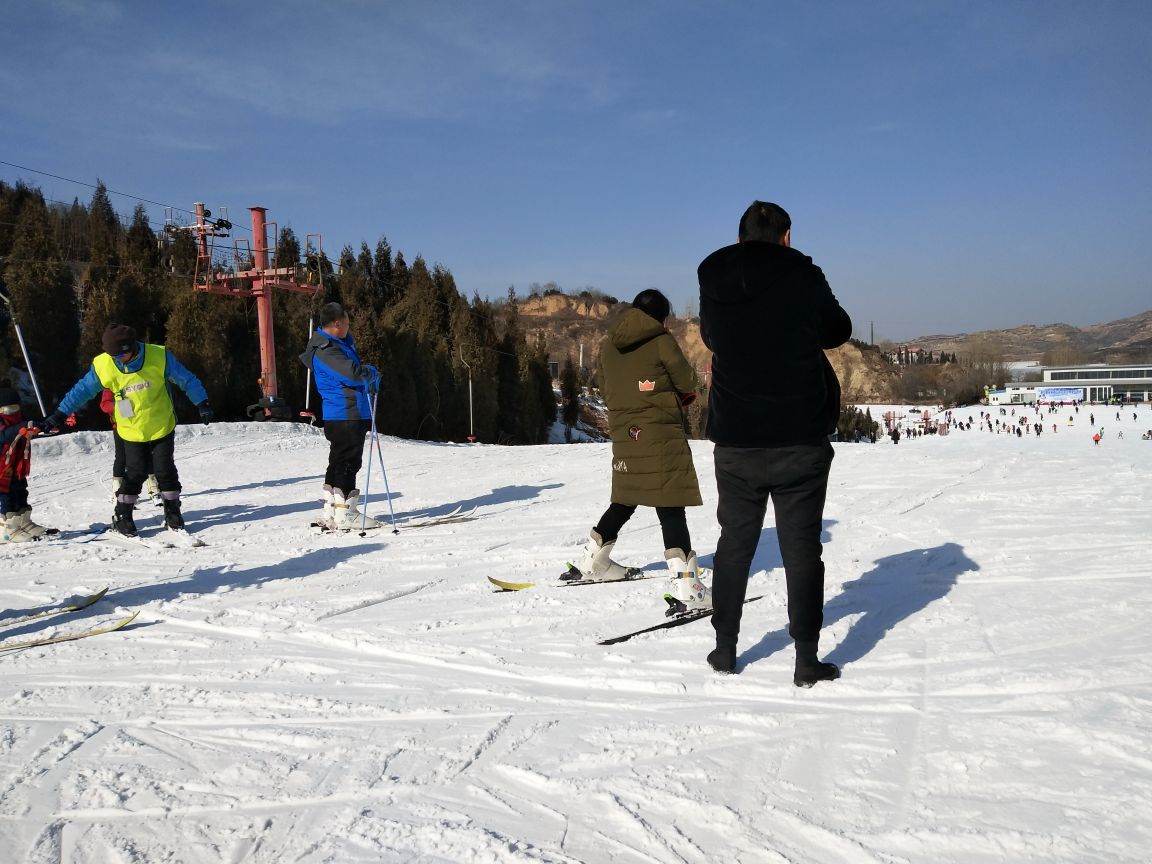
2, 408, 1150, 863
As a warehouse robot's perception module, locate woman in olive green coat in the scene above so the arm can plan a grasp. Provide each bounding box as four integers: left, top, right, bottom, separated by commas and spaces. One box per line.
570, 290, 711, 610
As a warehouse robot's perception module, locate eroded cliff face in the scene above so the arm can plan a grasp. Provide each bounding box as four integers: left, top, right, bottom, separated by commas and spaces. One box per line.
518, 293, 902, 404
826, 342, 903, 404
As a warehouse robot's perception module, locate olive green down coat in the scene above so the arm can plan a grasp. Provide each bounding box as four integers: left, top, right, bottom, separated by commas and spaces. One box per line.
596, 308, 703, 508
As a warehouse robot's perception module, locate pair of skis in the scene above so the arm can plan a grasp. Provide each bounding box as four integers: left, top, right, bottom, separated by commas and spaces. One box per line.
99, 526, 206, 549
0, 587, 138, 652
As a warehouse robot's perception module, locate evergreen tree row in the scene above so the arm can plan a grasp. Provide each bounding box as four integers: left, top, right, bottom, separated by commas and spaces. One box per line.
0, 180, 556, 443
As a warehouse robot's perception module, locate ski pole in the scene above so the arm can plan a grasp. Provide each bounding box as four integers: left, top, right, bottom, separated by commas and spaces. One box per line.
0, 292, 48, 416
302, 317, 315, 423
360, 387, 399, 534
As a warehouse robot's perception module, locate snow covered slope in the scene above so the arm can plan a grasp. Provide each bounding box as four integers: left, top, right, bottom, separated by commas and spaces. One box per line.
2, 412, 1150, 863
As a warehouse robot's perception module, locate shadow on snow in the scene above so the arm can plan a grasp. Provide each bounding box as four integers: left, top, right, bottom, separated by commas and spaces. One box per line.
739, 541, 977, 671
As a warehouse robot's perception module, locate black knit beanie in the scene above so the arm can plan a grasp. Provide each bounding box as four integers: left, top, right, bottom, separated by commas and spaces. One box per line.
102, 324, 138, 355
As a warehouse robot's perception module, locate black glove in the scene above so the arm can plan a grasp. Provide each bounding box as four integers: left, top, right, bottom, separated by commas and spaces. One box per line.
198, 402, 214, 425
40, 411, 66, 432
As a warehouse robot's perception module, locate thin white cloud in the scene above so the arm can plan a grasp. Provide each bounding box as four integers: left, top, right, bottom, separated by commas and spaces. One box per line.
41, 0, 123, 20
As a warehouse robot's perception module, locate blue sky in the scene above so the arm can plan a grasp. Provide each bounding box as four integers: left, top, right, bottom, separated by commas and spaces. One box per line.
2, 1, 1150, 341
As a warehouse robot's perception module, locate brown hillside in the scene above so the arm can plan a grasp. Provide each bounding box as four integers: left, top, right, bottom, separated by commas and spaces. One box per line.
518, 292, 903, 404
909, 310, 1152, 363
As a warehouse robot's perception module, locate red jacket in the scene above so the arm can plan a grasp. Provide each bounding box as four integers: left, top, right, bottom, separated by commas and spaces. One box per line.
99, 388, 116, 428
0, 411, 34, 491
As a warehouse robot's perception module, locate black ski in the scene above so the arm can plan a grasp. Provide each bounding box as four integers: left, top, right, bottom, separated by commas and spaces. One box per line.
598, 595, 765, 645
558, 564, 657, 587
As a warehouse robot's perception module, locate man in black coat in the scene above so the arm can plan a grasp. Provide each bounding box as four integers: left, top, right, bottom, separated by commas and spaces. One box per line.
698, 200, 852, 686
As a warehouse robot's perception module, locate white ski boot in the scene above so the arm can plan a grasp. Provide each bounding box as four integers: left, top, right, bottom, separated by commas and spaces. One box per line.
570, 529, 633, 582
663, 548, 711, 615
333, 488, 380, 530
0, 512, 14, 544
2, 509, 49, 543
147, 475, 162, 506
314, 485, 337, 530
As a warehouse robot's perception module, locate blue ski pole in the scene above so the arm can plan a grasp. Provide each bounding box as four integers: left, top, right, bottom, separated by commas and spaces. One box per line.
360, 386, 399, 535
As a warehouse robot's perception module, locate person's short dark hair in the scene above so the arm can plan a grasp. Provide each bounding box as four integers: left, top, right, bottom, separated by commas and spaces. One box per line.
319, 302, 347, 327
738, 200, 792, 243
632, 289, 671, 323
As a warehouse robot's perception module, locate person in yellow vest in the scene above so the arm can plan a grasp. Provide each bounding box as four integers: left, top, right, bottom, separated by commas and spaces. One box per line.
40, 324, 212, 537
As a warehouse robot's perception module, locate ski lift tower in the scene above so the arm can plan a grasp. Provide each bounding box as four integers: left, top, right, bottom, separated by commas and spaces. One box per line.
176, 204, 324, 420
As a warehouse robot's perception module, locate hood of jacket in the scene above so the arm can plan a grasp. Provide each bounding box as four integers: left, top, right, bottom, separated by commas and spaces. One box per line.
609, 307, 665, 353
698, 241, 813, 306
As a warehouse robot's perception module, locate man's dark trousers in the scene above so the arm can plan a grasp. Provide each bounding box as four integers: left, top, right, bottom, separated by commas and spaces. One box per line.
711, 441, 834, 648
324, 419, 370, 495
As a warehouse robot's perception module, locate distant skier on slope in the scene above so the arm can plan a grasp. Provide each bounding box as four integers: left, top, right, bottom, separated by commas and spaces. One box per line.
570, 289, 711, 611
299, 302, 380, 531
39, 324, 212, 537
0, 385, 52, 542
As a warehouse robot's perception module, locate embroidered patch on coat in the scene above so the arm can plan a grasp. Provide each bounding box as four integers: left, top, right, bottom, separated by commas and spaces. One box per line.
638, 379, 655, 391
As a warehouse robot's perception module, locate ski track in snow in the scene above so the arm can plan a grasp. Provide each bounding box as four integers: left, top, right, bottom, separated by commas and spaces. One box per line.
1, 415, 1151, 863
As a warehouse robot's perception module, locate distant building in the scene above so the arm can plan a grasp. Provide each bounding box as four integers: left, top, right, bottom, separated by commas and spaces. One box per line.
987, 363, 1151, 404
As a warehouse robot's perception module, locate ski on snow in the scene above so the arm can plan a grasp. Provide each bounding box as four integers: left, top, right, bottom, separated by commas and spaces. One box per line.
32, 526, 105, 545
488, 565, 662, 592
1, 587, 109, 627
311, 506, 479, 535
598, 595, 765, 645
97, 525, 206, 549
0, 610, 140, 652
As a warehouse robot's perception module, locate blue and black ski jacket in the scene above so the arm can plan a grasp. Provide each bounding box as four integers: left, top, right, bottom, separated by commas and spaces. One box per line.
299, 329, 378, 422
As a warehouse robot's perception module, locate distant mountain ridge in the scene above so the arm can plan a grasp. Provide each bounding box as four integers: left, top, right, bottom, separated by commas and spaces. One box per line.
908, 310, 1152, 363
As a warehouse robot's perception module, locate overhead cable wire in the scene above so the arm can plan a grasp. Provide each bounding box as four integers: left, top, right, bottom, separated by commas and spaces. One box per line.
0, 158, 250, 232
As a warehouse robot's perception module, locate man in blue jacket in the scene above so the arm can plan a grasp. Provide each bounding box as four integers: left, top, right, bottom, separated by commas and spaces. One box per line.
698, 201, 852, 686
42, 324, 213, 536
299, 302, 380, 530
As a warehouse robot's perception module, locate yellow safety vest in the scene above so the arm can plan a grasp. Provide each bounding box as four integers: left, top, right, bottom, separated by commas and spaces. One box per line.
92, 345, 176, 443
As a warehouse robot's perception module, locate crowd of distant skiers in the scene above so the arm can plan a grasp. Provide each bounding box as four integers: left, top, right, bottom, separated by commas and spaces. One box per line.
883, 401, 1148, 445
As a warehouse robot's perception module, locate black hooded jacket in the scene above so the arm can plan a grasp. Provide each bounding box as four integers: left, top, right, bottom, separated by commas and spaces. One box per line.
698, 241, 852, 447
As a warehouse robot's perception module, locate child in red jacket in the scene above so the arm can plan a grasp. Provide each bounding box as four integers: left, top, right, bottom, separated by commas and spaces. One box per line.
0, 386, 52, 542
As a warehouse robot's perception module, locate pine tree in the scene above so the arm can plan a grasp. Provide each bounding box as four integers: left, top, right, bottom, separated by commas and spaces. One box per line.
373, 237, 394, 309
166, 290, 260, 421
3, 196, 80, 405
560, 354, 580, 429
495, 288, 524, 442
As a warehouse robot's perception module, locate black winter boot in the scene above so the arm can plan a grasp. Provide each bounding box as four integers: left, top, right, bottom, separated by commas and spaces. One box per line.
162, 498, 184, 530
707, 644, 737, 674
112, 502, 138, 537
794, 640, 840, 688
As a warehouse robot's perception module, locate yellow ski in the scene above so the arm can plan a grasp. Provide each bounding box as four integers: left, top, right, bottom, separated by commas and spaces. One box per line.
1, 610, 140, 652
488, 576, 535, 591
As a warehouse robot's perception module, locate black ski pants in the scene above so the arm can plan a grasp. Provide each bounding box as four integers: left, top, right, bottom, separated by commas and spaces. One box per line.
594, 502, 692, 555
119, 432, 179, 498
112, 430, 154, 478
324, 419, 370, 496
711, 441, 834, 648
